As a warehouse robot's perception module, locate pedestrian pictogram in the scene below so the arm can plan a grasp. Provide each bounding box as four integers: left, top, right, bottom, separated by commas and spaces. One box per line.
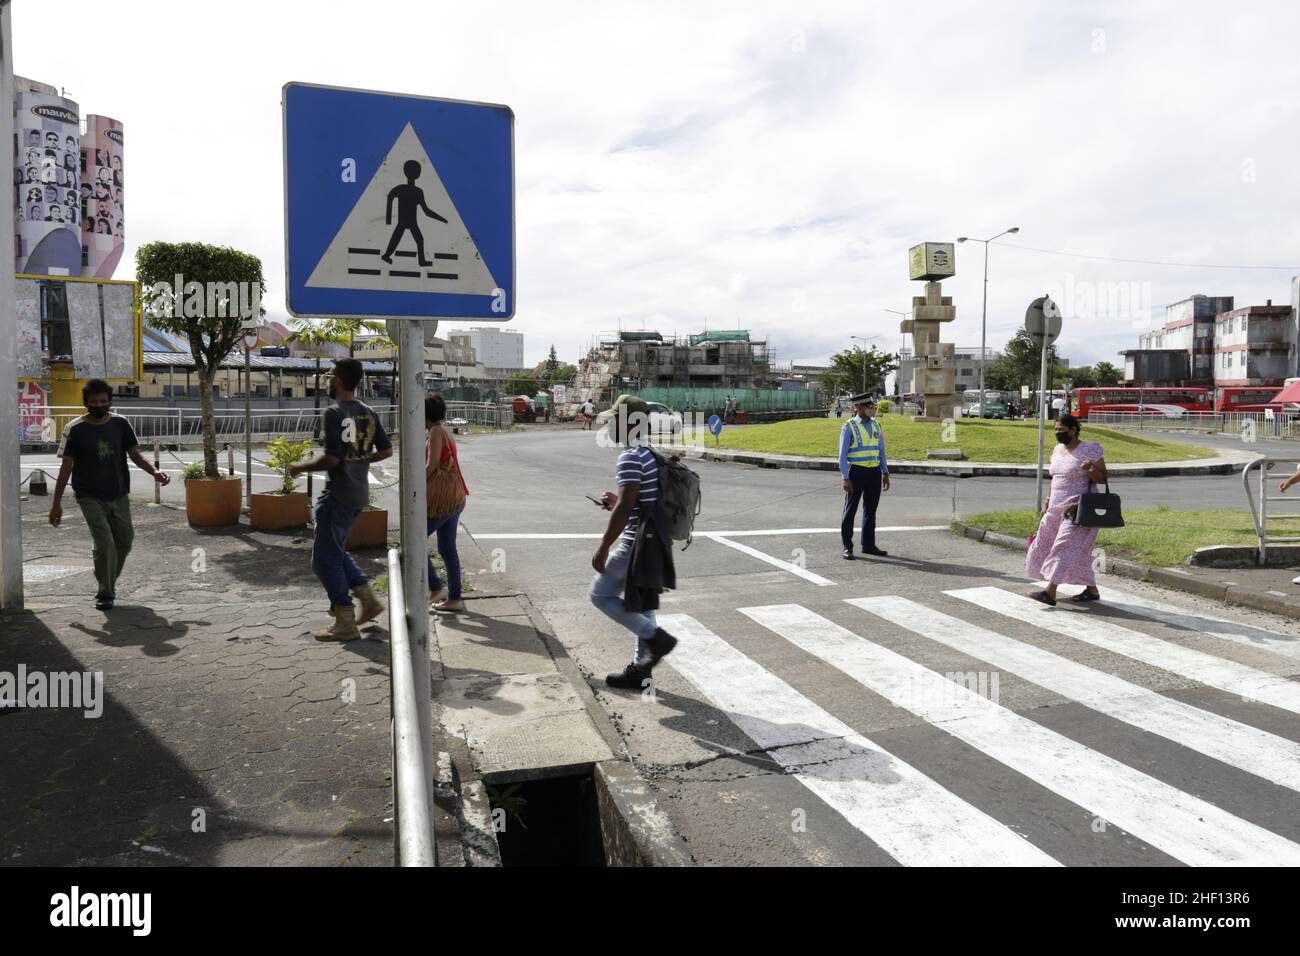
283, 82, 514, 320
305, 124, 499, 298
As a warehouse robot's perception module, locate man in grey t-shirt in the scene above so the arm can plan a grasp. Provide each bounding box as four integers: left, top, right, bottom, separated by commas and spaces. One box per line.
289, 358, 393, 640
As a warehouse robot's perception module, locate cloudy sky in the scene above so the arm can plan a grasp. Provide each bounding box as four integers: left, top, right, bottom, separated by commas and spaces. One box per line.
15, 0, 1300, 370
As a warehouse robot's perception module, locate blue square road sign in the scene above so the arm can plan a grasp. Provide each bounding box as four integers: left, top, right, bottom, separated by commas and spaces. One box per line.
282, 82, 514, 321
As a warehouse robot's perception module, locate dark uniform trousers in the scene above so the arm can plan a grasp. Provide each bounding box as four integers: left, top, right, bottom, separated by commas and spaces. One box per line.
842, 465, 882, 551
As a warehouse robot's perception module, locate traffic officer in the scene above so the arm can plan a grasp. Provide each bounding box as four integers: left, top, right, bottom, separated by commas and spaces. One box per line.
839, 393, 890, 559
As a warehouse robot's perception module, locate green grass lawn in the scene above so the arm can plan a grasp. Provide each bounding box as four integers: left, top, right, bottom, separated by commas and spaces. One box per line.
711, 416, 1214, 464
962, 507, 1280, 567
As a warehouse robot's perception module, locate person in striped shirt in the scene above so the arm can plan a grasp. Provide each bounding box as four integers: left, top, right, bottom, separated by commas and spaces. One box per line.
590, 395, 678, 689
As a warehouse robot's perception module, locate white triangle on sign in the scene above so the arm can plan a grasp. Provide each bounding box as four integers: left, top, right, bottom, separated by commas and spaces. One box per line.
306, 123, 500, 296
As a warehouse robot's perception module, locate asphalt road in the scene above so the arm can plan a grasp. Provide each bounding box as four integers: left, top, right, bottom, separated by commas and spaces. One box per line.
449, 429, 1300, 866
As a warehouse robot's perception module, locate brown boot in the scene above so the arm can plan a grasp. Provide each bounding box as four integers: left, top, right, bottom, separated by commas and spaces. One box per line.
314, 605, 361, 641
351, 584, 384, 626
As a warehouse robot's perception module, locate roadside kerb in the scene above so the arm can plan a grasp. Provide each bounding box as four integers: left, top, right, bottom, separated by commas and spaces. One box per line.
953, 520, 1300, 621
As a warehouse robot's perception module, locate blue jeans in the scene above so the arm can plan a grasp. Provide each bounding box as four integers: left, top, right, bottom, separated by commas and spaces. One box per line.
311, 496, 367, 606
590, 536, 658, 664
427, 506, 464, 600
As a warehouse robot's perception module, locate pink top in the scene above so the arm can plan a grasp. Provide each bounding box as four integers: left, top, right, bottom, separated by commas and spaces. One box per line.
1047, 440, 1104, 515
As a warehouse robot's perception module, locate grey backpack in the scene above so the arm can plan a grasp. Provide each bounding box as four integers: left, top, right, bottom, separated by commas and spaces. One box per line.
647, 448, 701, 549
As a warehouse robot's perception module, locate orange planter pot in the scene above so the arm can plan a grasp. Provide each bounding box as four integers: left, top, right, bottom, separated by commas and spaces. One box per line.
345, 508, 389, 549
249, 492, 309, 531
184, 476, 243, 527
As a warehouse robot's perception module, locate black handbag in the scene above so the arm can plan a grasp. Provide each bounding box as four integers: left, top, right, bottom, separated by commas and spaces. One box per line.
1073, 480, 1124, 528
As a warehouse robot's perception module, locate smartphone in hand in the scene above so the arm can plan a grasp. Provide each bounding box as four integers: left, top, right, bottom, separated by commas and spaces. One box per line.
586, 494, 611, 510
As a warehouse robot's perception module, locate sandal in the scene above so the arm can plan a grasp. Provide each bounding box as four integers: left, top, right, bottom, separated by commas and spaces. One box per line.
1070, 590, 1101, 602
434, 599, 467, 613
1029, 589, 1057, 607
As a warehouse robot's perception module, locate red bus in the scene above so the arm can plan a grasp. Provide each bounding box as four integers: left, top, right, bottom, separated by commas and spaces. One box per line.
1214, 386, 1283, 413
1072, 387, 1211, 420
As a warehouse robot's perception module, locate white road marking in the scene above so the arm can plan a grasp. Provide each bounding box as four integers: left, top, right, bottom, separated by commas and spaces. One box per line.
657, 613, 1059, 866
852, 595, 1300, 794
469, 525, 947, 540
950, 586, 1300, 716
742, 602, 1300, 866
1035, 579, 1300, 664
704, 535, 836, 586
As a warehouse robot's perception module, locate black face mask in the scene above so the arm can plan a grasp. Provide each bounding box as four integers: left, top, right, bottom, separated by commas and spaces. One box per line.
1055, 430, 1073, 444
86, 402, 110, 419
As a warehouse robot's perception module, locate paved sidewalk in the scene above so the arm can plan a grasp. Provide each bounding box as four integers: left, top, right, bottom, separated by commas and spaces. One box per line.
2, 496, 395, 866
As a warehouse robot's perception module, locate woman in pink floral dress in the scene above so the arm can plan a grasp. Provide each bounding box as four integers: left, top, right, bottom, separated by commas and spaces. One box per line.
1025, 413, 1109, 606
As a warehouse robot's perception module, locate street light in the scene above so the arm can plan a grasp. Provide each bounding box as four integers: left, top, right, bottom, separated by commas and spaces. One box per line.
849, 335, 879, 396
883, 309, 913, 401
957, 227, 1020, 418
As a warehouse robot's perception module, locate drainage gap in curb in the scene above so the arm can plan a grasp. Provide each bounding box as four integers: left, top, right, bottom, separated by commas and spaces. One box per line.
487, 773, 606, 866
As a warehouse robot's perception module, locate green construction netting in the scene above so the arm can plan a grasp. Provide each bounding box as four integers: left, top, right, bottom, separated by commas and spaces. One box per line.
624, 386, 820, 412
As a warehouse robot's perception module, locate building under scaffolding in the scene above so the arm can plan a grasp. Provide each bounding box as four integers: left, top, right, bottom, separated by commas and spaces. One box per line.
571, 330, 777, 405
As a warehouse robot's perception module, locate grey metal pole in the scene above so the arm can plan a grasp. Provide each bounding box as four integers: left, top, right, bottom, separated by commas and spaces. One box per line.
1035, 338, 1050, 513
979, 240, 989, 419
398, 320, 432, 753
244, 345, 252, 509
154, 439, 161, 505
0, 1, 23, 611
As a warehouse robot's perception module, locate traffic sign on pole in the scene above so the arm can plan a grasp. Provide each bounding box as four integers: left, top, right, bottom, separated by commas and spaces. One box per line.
282, 82, 515, 321
1026, 295, 1061, 512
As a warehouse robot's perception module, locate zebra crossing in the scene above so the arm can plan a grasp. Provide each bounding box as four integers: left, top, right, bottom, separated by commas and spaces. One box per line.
647, 580, 1300, 866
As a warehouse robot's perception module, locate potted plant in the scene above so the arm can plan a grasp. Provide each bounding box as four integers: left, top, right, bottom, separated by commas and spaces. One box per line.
249, 437, 312, 530
346, 486, 389, 549
178, 461, 242, 527
137, 240, 265, 529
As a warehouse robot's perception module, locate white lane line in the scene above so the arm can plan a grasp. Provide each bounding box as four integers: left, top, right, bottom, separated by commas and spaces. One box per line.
742, 603, 1300, 866
657, 613, 1058, 866
703, 535, 835, 586
1034, 580, 1300, 664
851, 596, 1300, 795
950, 587, 1300, 716
469, 524, 948, 540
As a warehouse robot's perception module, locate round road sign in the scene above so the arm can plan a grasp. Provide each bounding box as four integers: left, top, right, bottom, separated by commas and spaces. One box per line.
1025, 295, 1062, 346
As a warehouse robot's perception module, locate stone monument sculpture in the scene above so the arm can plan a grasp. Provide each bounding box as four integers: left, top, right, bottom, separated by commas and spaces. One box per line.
900, 242, 958, 423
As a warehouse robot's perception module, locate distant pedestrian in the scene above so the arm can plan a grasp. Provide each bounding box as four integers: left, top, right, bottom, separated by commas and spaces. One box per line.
1050, 394, 1065, 421
724, 394, 736, 424
425, 395, 468, 612
590, 395, 678, 689
288, 358, 392, 640
582, 398, 595, 430
1026, 413, 1107, 605
839, 393, 891, 560
48, 379, 171, 610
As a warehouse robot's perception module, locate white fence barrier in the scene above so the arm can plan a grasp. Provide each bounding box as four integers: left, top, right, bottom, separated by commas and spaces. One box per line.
1087, 410, 1297, 439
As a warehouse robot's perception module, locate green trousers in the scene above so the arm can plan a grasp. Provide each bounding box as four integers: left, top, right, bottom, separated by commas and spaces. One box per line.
76, 495, 134, 600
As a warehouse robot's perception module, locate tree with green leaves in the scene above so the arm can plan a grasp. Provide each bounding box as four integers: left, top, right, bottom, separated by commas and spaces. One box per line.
542, 344, 560, 384
506, 373, 541, 397
1094, 361, 1123, 386
136, 241, 265, 478
984, 329, 1062, 393
822, 346, 898, 397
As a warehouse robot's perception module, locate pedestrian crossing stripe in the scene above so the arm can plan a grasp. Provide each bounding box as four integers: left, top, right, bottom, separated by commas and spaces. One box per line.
657, 613, 1059, 866
738, 603, 1300, 866
949, 586, 1300, 715
305, 123, 499, 297
849, 596, 1300, 795
640, 591, 1300, 866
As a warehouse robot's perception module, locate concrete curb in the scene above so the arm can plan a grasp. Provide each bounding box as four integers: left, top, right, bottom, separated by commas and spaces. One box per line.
513, 591, 696, 867
951, 521, 1300, 621
686, 446, 1256, 478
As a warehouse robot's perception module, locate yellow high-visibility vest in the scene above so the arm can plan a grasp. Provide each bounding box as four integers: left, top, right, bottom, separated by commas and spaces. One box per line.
845, 418, 882, 468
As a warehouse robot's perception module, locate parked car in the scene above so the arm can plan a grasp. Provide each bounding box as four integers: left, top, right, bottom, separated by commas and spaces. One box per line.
595, 401, 683, 435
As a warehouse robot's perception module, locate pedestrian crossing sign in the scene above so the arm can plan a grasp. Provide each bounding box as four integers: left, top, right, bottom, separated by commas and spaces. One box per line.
282, 82, 514, 321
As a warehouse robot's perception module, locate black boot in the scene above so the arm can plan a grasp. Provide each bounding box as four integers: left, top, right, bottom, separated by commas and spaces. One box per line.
644, 627, 678, 666
606, 663, 653, 690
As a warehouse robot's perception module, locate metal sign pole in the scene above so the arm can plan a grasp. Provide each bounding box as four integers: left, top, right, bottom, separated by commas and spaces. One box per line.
0, 2, 23, 611
244, 344, 253, 509
398, 320, 431, 750
1035, 339, 1049, 513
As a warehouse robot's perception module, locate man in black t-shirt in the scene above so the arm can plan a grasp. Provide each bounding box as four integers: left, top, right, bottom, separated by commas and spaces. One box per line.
288, 358, 393, 640
50, 380, 170, 610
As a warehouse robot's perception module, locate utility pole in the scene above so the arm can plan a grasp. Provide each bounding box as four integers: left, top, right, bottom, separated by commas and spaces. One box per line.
0, 2, 23, 611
